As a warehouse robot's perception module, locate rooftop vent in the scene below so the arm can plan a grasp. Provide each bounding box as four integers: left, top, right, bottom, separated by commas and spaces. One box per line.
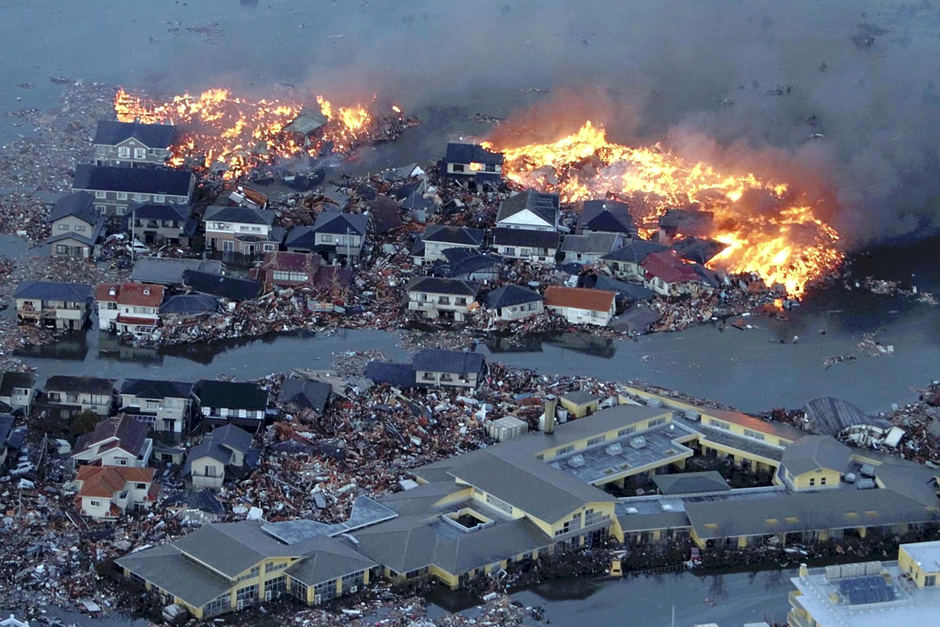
108, 287, 117, 297
605, 443, 623, 456
629, 436, 647, 450
568, 454, 585, 468
625, 507, 639, 514
844, 472, 857, 484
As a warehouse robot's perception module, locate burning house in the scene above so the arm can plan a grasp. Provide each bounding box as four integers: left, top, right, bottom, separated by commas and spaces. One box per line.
439, 142, 504, 184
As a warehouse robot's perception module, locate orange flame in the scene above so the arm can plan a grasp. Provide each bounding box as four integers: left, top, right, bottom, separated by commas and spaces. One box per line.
486, 122, 842, 296
114, 87, 379, 179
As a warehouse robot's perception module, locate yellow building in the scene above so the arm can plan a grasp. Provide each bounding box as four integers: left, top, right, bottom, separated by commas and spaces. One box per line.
559, 390, 600, 418
898, 540, 940, 588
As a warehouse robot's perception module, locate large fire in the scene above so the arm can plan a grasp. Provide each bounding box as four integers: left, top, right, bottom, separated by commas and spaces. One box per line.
114, 87, 389, 179
486, 122, 842, 296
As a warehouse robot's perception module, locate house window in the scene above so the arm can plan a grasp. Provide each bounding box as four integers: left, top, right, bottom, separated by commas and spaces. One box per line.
154, 194, 165, 203
145, 400, 159, 410
96, 205, 107, 214
321, 234, 333, 243
133, 148, 146, 159
135, 482, 146, 489
118, 147, 130, 158
263, 243, 276, 252
820, 477, 827, 485
504, 247, 516, 256
452, 164, 465, 172
95, 191, 106, 199
223, 240, 235, 252
926, 575, 936, 586
485, 164, 496, 172
117, 458, 128, 466
587, 435, 605, 446
618, 427, 635, 437
116, 206, 126, 215
74, 224, 85, 232
205, 465, 217, 477
743, 429, 765, 441
56, 244, 67, 255
58, 224, 70, 231
90, 500, 101, 507
809, 478, 815, 486
555, 445, 574, 456
290, 579, 308, 602
117, 192, 127, 200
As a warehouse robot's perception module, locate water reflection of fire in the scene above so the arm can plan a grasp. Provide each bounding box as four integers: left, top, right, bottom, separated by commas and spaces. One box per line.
113, 87, 399, 179
486, 122, 842, 296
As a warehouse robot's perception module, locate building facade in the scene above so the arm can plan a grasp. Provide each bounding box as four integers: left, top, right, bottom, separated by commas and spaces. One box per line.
96, 282, 165, 335
92, 121, 176, 168
14, 281, 93, 330
544, 286, 617, 326
405, 277, 480, 322
73, 164, 194, 217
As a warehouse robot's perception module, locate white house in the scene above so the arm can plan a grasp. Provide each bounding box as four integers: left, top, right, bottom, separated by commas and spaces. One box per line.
195, 380, 268, 428
405, 277, 480, 322
74, 465, 157, 520
418, 225, 484, 264
483, 285, 544, 321
495, 190, 559, 231
72, 414, 153, 467
0, 371, 37, 413
544, 286, 616, 326
183, 424, 254, 489
96, 282, 165, 335
561, 232, 625, 265
490, 228, 560, 265
203, 205, 279, 259
119, 379, 194, 440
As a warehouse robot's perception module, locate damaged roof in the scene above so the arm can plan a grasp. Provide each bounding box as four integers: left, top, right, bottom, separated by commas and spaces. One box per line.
182, 270, 261, 302
413, 349, 485, 376
277, 378, 332, 414
484, 285, 542, 309
196, 380, 267, 411
444, 142, 504, 165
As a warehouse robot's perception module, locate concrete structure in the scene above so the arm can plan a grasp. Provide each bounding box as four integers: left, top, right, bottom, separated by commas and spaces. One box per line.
73, 164, 194, 217
439, 142, 503, 183
496, 190, 559, 231
43, 375, 114, 417
490, 228, 559, 265
74, 465, 157, 520
93, 120, 176, 168
47, 192, 105, 259
789, 548, 940, 626
487, 416, 528, 442
203, 205, 278, 260
0, 372, 37, 414
195, 380, 267, 428
96, 282, 165, 335
183, 424, 255, 489
412, 349, 486, 389
544, 286, 617, 326
899, 540, 940, 588
119, 379, 194, 439
14, 281, 93, 330
405, 277, 480, 322
483, 285, 544, 321
73, 414, 153, 467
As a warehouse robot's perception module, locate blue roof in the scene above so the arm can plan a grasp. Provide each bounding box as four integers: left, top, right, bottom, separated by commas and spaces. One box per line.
13, 281, 92, 302
93, 120, 178, 148
203, 205, 274, 226
131, 202, 190, 222
73, 164, 193, 197
484, 284, 542, 308
580, 200, 635, 234
413, 349, 485, 376
444, 142, 504, 165
159, 293, 219, 315
365, 362, 416, 388
311, 211, 368, 236
182, 271, 261, 301
603, 239, 668, 263
284, 225, 317, 250
422, 225, 484, 246
49, 191, 97, 225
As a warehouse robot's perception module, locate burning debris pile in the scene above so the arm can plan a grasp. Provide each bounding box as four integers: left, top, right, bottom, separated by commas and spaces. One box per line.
114, 87, 415, 179
486, 121, 843, 296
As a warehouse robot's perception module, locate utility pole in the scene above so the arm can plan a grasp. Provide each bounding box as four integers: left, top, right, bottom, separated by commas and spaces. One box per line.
131, 205, 137, 263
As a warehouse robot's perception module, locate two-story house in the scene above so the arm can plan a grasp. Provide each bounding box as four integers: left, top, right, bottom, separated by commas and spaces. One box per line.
496, 190, 560, 231
195, 380, 268, 428
14, 281, 93, 330
93, 120, 177, 168
490, 228, 560, 265
417, 225, 484, 264
602, 240, 668, 282
438, 142, 503, 184
74, 465, 158, 520
129, 203, 195, 247
413, 349, 487, 389
73, 164, 195, 217
119, 379, 194, 440
252, 251, 322, 291
43, 375, 115, 417
544, 286, 617, 326
0, 372, 36, 414
285, 211, 368, 263
405, 277, 480, 322
46, 192, 106, 259
96, 282, 165, 335
183, 424, 255, 489
578, 200, 637, 237
560, 232, 625, 265
483, 285, 544, 321
203, 205, 279, 260
72, 414, 153, 467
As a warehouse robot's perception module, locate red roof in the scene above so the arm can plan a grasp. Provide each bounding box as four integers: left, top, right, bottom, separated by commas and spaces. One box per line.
641, 250, 699, 284
115, 315, 158, 326
76, 465, 155, 498
544, 286, 615, 312
96, 282, 165, 307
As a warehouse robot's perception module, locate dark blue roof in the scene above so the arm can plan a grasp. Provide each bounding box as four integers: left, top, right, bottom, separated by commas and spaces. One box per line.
365, 362, 416, 388
50, 191, 97, 225
277, 378, 332, 413
491, 227, 560, 248
603, 239, 668, 263
93, 120, 178, 147
0, 414, 12, 446
159, 293, 219, 315
120, 378, 194, 399
484, 284, 542, 308
182, 271, 261, 301
196, 380, 267, 410
593, 275, 654, 301
450, 254, 501, 278
422, 225, 484, 246
405, 276, 479, 296
580, 200, 635, 234
671, 236, 727, 264
203, 205, 274, 226
311, 211, 368, 236
413, 349, 485, 377
73, 164, 193, 197
444, 142, 504, 165
13, 281, 92, 302
132, 202, 190, 222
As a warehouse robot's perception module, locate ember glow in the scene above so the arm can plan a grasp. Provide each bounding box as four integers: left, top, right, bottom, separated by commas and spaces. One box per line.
114, 88, 383, 179
487, 122, 842, 296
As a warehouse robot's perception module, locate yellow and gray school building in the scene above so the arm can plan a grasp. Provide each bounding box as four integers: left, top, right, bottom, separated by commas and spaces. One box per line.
116, 389, 940, 618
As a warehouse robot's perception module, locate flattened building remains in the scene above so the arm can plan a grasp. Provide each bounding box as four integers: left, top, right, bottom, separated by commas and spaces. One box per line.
115, 391, 940, 618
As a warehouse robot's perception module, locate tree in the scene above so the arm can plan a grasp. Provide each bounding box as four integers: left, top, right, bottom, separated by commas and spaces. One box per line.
69, 410, 101, 440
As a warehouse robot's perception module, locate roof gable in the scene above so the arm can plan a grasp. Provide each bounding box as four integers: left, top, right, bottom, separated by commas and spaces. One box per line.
93, 121, 177, 148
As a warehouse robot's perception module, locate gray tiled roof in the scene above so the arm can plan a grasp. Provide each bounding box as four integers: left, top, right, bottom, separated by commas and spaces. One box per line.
497, 190, 559, 226
115, 543, 232, 608
483, 285, 542, 309
131, 257, 224, 285
780, 435, 852, 476
13, 281, 92, 302
422, 225, 484, 246
73, 164, 192, 196
49, 191, 97, 224
405, 276, 480, 297
653, 471, 730, 495
93, 120, 177, 147
203, 205, 274, 226
412, 349, 485, 376
285, 537, 377, 586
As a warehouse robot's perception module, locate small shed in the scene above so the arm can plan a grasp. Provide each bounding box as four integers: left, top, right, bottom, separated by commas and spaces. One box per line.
486, 416, 528, 442
560, 390, 600, 418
